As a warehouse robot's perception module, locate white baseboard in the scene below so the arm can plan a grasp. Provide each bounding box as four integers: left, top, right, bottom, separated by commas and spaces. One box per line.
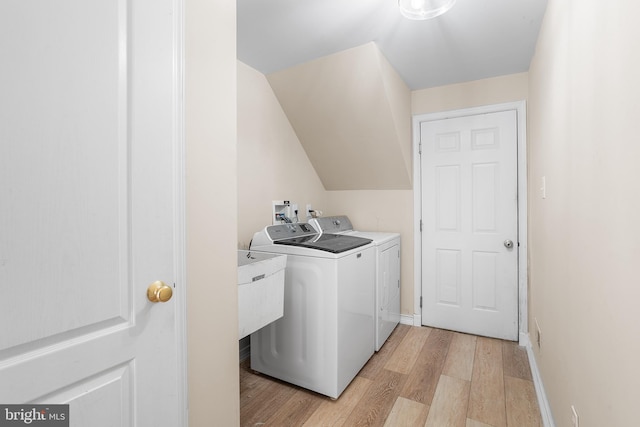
401, 313, 419, 326
523, 333, 555, 427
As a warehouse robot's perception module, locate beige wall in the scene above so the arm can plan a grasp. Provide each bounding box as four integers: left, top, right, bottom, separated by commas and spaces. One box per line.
237, 61, 328, 247
528, 0, 640, 426
412, 72, 528, 115
186, 0, 239, 425
376, 48, 413, 178
266, 43, 412, 191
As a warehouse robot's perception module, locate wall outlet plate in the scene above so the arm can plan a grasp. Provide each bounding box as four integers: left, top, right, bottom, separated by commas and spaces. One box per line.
535, 318, 542, 349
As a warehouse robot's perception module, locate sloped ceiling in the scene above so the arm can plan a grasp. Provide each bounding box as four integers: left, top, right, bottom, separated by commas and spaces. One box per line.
238, 0, 547, 91
267, 43, 412, 191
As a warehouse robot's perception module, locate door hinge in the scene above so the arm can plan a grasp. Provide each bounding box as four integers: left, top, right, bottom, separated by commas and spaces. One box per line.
420, 296, 423, 308
420, 219, 423, 232
418, 141, 422, 155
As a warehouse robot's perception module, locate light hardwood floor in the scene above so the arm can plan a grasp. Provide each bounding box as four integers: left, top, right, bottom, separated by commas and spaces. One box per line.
240, 324, 542, 427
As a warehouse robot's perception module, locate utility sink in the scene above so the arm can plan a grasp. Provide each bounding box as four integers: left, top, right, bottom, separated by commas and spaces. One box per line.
237, 250, 287, 340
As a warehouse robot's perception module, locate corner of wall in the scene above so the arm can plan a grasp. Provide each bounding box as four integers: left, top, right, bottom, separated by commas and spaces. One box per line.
374, 46, 413, 182
185, 0, 239, 425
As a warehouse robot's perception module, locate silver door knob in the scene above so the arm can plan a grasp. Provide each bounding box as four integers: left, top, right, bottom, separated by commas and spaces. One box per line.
504, 240, 514, 249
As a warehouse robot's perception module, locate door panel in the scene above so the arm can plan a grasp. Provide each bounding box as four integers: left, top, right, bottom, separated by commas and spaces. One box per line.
472, 163, 499, 233
0, 0, 183, 425
1, 0, 127, 352
435, 165, 460, 232
421, 110, 518, 340
435, 249, 461, 306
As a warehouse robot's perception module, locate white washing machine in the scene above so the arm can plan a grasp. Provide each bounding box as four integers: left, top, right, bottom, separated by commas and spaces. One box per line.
310, 216, 401, 352
249, 223, 375, 399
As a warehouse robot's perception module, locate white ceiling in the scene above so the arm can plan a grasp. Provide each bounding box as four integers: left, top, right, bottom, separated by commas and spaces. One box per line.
237, 0, 548, 90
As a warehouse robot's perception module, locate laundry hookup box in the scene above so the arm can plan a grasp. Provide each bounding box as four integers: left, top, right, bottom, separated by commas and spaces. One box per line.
237, 250, 287, 339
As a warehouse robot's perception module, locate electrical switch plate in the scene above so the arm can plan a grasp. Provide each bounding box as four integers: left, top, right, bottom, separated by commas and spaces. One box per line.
541, 176, 546, 199
571, 405, 579, 427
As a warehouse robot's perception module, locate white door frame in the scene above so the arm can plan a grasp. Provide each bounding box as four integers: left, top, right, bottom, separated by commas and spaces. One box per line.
173, 0, 188, 423
412, 101, 528, 345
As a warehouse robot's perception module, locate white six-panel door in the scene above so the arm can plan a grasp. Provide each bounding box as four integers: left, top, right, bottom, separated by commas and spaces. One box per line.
0, 0, 184, 425
420, 111, 518, 340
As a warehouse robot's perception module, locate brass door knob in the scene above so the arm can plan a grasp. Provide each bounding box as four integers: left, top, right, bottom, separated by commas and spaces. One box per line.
147, 281, 173, 303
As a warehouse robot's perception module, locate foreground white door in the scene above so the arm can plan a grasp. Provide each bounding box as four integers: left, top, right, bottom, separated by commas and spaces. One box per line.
420, 110, 518, 340
0, 0, 185, 425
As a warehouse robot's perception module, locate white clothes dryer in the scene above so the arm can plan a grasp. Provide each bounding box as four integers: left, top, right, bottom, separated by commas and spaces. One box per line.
310, 216, 401, 352
249, 223, 375, 399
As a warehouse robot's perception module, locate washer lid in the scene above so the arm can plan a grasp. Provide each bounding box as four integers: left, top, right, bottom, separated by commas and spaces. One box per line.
276, 233, 372, 254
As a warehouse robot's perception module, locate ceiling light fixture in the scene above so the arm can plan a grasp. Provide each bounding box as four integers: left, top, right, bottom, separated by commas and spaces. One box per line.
398, 0, 457, 20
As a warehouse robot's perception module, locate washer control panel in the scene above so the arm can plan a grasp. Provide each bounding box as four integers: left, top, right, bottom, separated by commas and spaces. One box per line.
265, 223, 318, 241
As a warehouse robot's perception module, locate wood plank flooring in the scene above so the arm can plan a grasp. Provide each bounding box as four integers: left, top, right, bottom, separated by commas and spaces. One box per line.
240, 325, 542, 427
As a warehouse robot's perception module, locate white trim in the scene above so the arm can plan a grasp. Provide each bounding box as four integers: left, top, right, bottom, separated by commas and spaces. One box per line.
412, 101, 528, 340
516, 102, 529, 339
412, 110, 423, 320
172, 0, 188, 425
523, 334, 556, 427
400, 313, 419, 326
